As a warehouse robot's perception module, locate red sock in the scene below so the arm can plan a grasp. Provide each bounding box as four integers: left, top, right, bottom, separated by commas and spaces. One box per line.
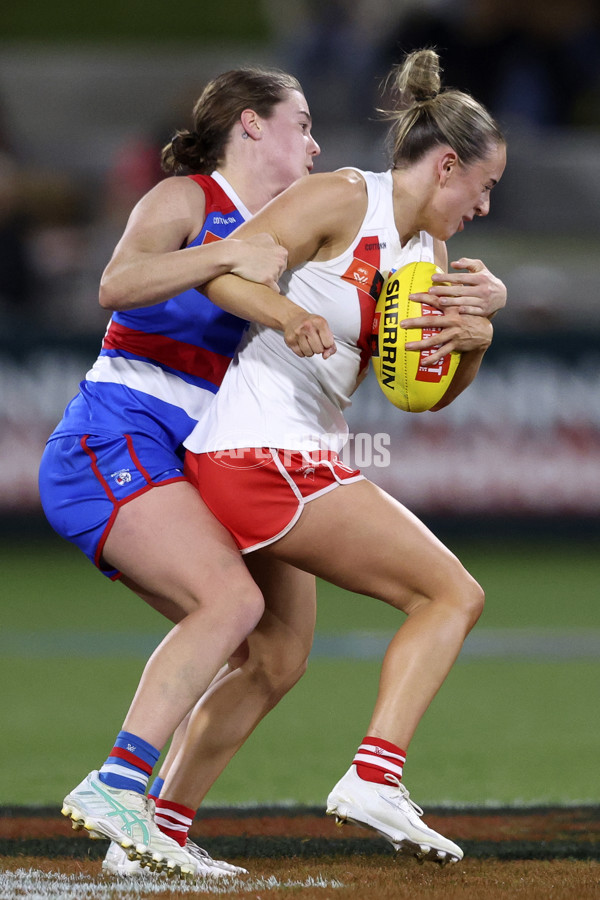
154, 798, 196, 846
353, 735, 406, 785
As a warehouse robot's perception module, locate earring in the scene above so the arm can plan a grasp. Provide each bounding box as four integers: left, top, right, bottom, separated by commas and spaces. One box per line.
242, 132, 249, 139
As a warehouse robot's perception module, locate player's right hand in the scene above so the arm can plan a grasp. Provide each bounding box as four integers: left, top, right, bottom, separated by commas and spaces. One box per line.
284, 312, 337, 359
403, 309, 493, 365
230, 233, 289, 292
425, 258, 507, 318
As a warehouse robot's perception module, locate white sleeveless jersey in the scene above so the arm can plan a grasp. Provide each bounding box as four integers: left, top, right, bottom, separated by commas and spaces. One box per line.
185, 169, 435, 455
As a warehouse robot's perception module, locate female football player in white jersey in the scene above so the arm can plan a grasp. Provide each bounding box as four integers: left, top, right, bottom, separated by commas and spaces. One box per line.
52, 59, 506, 880
168, 48, 508, 867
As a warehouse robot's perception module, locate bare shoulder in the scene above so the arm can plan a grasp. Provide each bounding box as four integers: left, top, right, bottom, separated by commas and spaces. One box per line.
229, 169, 370, 266
135, 175, 206, 219
310, 170, 369, 256
119, 175, 207, 250
287, 168, 366, 204
333, 167, 369, 189
277, 169, 368, 233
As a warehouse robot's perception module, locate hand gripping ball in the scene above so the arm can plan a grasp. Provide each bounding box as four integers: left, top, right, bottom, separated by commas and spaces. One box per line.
371, 260, 461, 412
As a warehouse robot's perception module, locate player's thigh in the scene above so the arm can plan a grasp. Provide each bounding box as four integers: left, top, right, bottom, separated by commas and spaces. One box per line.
104, 480, 258, 611
245, 555, 317, 662
119, 575, 191, 624
262, 479, 476, 613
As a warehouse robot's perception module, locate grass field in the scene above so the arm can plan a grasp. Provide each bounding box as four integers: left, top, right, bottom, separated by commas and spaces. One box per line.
1, 805, 599, 898
1, 532, 599, 808
2, 855, 599, 899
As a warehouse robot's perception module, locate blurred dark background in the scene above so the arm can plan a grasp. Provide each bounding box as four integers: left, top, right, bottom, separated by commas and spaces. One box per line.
1, 0, 599, 538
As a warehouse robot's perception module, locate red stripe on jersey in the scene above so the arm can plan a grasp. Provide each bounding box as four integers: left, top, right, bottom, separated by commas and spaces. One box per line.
102, 320, 231, 386
187, 174, 237, 217
350, 237, 384, 372
109, 745, 153, 775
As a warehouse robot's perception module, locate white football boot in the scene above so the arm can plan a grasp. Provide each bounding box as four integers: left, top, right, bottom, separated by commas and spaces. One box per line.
103, 837, 247, 879
185, 839, 248, 877
326, 765, 463, 865
62, 770, 196, 879
102, 841, 148, 876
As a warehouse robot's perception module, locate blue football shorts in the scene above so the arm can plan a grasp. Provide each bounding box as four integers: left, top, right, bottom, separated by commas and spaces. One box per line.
38, 432, 186, 579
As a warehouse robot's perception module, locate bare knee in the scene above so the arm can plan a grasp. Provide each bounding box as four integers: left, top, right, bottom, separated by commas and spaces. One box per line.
258, 654, 308, 706
172, 579, 265, 657
242, 641, 310, 706
460, 573, 485, 631
265, 656, 308, 704
406, 565, 484, 632
437, 563, 485, 632
215, 580, 266, 640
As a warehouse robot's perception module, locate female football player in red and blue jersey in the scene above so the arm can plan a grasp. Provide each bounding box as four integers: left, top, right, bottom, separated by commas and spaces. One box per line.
40, 66, 329, 879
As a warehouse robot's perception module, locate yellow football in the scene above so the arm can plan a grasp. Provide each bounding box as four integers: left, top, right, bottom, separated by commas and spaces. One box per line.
370, 260, 461, 412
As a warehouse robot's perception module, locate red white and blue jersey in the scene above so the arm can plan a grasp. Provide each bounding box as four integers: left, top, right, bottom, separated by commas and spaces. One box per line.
49, 172, 251, 449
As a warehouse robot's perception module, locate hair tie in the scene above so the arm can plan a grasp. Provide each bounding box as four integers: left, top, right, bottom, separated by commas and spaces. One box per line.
416, 90, 438, 104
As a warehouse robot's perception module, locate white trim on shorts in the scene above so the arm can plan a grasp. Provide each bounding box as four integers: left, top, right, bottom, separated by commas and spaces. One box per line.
240, 449, 365, 555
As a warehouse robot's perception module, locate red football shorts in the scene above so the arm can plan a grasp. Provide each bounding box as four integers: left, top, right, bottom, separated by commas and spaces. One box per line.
184, 447, 363, 553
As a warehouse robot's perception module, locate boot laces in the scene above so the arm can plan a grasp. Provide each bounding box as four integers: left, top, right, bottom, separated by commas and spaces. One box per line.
383, 773, 424, 817
185, 839, 212, 861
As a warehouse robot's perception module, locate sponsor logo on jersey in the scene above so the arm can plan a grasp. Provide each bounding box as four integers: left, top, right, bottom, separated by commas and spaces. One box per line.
111, 469, 132, 485
210, 214, 238, 226
295, 463, 316, 479
341, 258, 384, 301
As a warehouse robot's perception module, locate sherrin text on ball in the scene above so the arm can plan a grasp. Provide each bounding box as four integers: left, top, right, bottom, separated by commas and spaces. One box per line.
371, 261, 461, 412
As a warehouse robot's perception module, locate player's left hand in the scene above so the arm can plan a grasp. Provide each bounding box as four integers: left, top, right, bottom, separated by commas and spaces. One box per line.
284, 312, 337, 359
410, 257, 507, 318
402, 310, 493, 366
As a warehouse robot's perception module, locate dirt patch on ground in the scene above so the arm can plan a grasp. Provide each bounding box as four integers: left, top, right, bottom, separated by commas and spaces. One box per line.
1, 804, 597, 859
0, 806, 598, 899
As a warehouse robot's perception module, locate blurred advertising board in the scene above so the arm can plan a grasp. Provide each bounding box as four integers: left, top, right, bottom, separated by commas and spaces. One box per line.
1, 333, 598, 522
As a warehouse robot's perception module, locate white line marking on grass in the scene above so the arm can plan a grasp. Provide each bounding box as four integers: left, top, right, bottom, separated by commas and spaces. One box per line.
311, 628, 600, 661
0, 628, 600, 662
0, 869, 345, 899
1, 628, 599, 659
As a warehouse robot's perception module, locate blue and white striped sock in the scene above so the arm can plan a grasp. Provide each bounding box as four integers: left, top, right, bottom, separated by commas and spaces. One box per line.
98, 730, 160, 794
